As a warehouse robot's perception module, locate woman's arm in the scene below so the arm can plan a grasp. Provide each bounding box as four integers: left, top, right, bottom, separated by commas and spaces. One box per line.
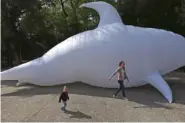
109, 67, 119, 80
124, 71, 129, 82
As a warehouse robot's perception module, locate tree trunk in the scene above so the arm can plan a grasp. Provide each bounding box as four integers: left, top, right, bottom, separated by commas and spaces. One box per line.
69, 0, 78, 33
61, 0, 68, 17
19, 45, 22, 63
14, 51, 21, 65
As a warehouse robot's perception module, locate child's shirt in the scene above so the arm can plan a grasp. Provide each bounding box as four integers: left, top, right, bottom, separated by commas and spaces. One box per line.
59, 91, 69, 102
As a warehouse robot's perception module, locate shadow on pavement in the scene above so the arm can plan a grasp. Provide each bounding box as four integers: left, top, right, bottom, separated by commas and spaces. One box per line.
64, 110, 92, 119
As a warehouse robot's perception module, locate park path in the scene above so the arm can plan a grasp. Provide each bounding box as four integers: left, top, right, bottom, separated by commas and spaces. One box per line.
1, 72, 185, 122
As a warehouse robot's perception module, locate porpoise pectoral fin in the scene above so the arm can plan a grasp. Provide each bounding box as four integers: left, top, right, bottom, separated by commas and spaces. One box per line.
146, 72, 173, 103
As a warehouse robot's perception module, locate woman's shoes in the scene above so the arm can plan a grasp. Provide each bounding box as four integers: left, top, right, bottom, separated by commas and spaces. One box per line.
113, 95, 128, 100
123, 97, 128, 100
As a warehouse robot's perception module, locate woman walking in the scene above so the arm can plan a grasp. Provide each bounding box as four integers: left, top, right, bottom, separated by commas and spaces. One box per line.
109, 61, 129, 100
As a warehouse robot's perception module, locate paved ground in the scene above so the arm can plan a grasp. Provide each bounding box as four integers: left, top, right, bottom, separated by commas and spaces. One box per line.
1, 72, 185, 122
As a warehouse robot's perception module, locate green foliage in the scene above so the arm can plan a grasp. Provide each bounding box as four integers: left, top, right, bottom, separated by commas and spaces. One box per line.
1, 0, 185, 68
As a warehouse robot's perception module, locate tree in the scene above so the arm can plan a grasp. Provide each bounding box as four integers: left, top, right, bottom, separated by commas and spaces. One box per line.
1, 0, 185, 69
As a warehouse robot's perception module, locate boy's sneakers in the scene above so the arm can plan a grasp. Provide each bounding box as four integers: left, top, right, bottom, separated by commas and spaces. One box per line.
61, 107, 67, 112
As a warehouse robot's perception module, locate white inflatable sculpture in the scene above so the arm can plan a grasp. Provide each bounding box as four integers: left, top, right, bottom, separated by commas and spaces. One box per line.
1, 1, 185, 103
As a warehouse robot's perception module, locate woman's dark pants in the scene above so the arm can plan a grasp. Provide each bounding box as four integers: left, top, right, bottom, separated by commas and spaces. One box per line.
115, 80, 126, 97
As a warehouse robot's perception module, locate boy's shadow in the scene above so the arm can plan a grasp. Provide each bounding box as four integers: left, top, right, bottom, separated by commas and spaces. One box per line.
64, 110, 92, 119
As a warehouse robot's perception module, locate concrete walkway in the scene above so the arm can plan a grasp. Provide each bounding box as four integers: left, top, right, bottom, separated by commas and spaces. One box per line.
1, 72, 185, 122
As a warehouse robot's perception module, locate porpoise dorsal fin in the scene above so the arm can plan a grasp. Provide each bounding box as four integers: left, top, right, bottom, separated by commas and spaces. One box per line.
80, 1, 124, 28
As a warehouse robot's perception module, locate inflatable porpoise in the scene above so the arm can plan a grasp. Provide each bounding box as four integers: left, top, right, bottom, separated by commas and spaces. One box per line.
1, 1, 185, 103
